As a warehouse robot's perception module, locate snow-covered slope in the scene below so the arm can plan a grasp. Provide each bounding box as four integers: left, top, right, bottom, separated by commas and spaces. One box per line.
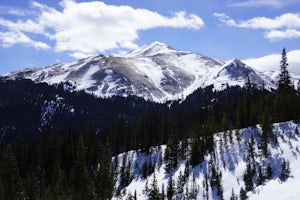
2, 41, 276, 103
112, 120, 300, 199
203, 59, 276, 91
125, 41, 177, 57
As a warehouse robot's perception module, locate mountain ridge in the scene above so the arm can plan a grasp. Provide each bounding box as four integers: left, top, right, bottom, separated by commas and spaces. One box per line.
2, 42, 277, 102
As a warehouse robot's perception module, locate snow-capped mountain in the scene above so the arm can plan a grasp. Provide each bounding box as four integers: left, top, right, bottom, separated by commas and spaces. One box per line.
203, 59, 276, 91
112, 120, 300, 200
3, 42, 275, 103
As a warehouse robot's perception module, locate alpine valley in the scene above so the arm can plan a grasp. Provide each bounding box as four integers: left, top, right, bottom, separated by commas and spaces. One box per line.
1, 42, 300, 200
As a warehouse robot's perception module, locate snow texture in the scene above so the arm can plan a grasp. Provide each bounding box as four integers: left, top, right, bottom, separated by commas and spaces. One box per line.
112, 120, 300, 200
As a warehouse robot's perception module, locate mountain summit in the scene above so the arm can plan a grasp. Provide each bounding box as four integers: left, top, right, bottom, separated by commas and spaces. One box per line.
3, 42, 275, 103
126, 41, 177, 57
202, 59, 276, 90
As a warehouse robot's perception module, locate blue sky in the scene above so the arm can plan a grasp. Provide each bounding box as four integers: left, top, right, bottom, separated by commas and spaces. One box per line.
0, 0, 299, 74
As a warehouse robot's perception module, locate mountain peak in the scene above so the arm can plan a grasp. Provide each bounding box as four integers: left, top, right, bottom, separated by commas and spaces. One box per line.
202, 57, 276, 90
126, 41, 176, 57
227, 58, 244, 65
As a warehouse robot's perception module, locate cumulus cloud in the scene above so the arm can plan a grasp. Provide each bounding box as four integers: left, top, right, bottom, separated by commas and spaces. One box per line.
243, 49, 300, 74
0, 0, 204, 58
214, 12, 300, 40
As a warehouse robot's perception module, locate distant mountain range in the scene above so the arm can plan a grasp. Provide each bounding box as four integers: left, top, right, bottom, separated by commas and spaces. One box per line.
2, 41, 281, 103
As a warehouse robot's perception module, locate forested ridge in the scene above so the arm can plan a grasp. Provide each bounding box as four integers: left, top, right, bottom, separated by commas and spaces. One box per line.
0, 48, 300, 199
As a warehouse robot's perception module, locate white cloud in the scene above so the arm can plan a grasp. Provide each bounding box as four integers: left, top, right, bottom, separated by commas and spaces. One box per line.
214, 13, 300, 30
0, 31, 50, 49
0, 5, 27, 16
69, 52, 93, 59
265, 29, 300, 40
0, 18, 44, 34
214, 13, 300, 40
213, 13, 238, 26
243, 49, 300, 74
0, 0, 204, 58
229, 0, 295, 8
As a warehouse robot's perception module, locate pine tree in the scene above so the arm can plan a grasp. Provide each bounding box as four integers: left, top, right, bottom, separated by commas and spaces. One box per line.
190, 138, 204, 167
70, 137, 95, 200
239, 187, 248, 200
278, 48, 291, 89
266, 164, 273, 179
134, 190, 137, 200
141, 161, 148, 179
243, 160, 254, 191
210, 165, 223, 199
0, 145, 23, 200
274, 47, 296, 121
120, 154, 131, 188
161, 184, 165, 200
25, 145, 40, 200
148, 172, 160, 200
259, 93, 274, 157
52, 159, 67, 200
96, 142, 114, 200
189, 174, 198, 199
279, 159, 290, 181
176, 171, 185, 195
257, 165, 265, 186
167, 176, 174, 200
164, 136, 179, 174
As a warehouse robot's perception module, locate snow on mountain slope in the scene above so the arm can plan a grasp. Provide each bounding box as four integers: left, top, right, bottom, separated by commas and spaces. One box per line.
262, 70, 300, 89
112, 120, 300, 199
125, 41, 177, 57
203, 59, 276, 91
2, 42, 224, 103
2, 41, 277, 103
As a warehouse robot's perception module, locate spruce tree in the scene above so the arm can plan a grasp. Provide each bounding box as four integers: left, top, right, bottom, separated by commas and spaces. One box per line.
274, 47, 296, 121
190, 138, 204, 168
210, 165, 223, 199
278, 48, 291, 89
279, 159, 290, 181
148, 172, 160, 200
259, 94, 273, 157
239, 187, 248, 200
120, 155, 128, 188
167, 176, 174, 200
96, 142, 114, 199
189, 174, 198, 199
176, 171, 185, 195
0, 145, 23, 200
243, 160, 254, 191
164, 136, 179, 174
70, 137, 95, 200
257, 165, 265, 186
52, 159, 67, 200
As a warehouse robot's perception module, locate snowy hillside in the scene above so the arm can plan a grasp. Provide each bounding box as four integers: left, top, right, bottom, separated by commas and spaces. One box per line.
112, 120, 300, 200
2, 41, 277, 103
202, 59, 276, 91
